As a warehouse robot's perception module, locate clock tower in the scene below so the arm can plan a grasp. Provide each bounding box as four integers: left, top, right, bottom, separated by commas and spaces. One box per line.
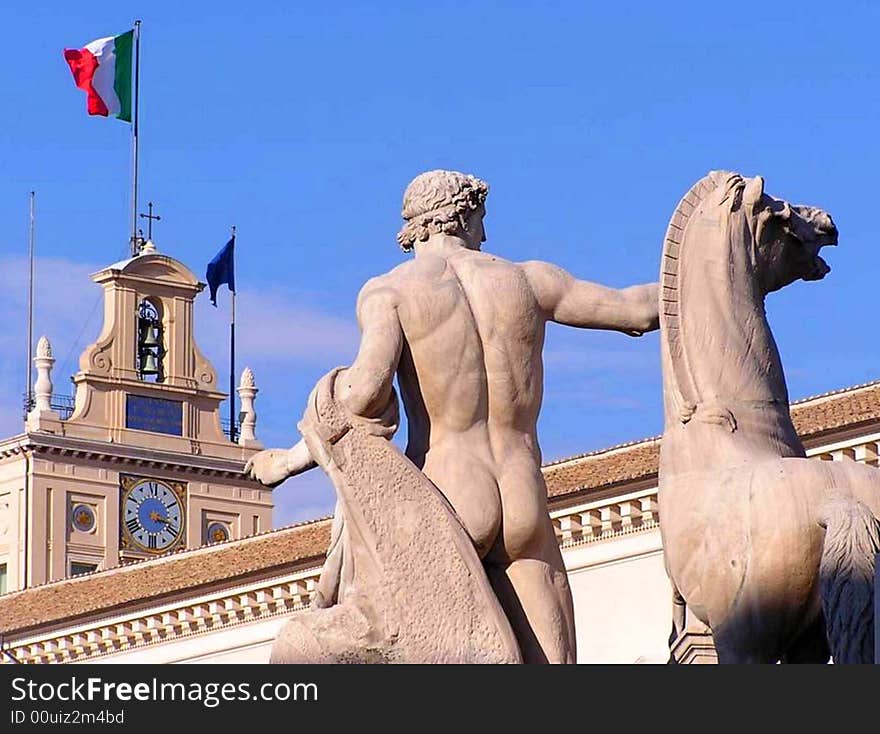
0, 239, 272, 593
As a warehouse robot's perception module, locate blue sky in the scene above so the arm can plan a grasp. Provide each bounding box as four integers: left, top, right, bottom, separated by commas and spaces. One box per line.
2, 2, 878, 526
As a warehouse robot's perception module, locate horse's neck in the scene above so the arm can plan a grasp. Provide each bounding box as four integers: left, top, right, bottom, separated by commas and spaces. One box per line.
685, 249, 788, 406
662, 218, 803, 469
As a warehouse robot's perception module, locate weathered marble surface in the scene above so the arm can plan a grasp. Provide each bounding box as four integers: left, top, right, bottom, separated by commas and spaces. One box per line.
658, 171, 880, 663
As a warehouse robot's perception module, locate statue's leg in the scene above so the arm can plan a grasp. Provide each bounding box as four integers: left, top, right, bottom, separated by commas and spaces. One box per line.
313, 506, 345, 608
487, 515, 576, 664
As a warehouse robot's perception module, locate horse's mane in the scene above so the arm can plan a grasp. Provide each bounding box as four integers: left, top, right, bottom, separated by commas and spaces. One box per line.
661, 171, 746, 422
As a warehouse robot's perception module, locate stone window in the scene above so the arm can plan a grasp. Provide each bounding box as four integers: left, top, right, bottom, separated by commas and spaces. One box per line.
69, 561, 98, 577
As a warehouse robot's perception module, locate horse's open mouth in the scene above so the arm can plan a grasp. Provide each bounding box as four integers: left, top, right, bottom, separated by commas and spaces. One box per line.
797, 220, 837, 281
815, 228, 839, 249
803, 254, 831, 281
803, 236, 835, 280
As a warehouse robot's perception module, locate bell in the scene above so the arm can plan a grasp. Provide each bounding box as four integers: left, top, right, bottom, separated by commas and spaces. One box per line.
140, 353, 160, 376
140, 326, 161, 348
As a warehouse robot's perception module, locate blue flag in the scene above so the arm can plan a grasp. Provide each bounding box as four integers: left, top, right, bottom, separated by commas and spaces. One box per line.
206, 236, 235, 306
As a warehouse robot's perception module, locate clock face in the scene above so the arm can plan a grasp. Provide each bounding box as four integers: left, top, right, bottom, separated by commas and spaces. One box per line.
121, 478, 185, 553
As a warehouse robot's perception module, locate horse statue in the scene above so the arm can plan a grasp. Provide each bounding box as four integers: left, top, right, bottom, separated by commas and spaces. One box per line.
658, 170, 880, 663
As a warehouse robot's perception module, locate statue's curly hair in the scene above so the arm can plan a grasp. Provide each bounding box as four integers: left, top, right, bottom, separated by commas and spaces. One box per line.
396, 170, 489, 252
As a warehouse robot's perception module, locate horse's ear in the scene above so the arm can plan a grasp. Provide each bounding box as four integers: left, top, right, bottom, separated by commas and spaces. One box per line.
743, 176, 765, 208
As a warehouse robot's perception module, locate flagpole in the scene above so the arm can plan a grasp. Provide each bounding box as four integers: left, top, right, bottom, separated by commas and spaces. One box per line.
26, 191, 35, 411
230, 225, 237, 443
130, 20, 141, 256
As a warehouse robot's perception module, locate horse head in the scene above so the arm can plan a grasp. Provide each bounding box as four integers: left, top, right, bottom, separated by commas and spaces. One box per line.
661, 171, 838, 436
740, 176, 838, 294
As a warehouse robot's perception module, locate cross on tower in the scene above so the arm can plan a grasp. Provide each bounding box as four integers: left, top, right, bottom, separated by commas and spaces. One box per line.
139, 202, 162, 241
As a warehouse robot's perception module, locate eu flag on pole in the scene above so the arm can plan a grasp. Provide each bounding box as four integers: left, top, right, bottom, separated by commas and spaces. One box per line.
206, 236, 235, 306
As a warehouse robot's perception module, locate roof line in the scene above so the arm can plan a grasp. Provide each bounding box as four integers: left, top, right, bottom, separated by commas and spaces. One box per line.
1, 514, 334, 596
542, 378, 880, 468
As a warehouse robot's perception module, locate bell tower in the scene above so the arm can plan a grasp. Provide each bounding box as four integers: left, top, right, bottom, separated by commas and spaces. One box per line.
0, 240, 271, 593
69, 238, 229, 449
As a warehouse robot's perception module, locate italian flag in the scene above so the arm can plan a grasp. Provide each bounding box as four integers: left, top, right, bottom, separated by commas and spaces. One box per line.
64, 30, 133, 122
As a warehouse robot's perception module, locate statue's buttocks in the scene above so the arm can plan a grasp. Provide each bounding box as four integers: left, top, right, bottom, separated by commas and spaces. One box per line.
388, 250, 548, 561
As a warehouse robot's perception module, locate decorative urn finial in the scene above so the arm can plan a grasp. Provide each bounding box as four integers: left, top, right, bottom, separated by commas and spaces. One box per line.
28, 335, 61, 427
36, 335, 53, 359
236, 366, 261, 447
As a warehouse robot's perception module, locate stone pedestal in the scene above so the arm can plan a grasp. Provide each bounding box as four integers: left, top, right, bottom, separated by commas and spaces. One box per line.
670, 629, 718, 664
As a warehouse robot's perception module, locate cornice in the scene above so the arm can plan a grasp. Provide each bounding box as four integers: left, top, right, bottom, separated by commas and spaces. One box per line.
6, 432, 260, 481
69, 373, 226, 402
0, 434, 30, 460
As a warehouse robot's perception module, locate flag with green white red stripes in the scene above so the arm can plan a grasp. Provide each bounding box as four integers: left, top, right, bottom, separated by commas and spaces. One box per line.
64, 30, 133, 121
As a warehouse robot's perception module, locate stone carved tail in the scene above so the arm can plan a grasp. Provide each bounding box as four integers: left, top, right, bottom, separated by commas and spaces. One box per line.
818, 497, 880, 663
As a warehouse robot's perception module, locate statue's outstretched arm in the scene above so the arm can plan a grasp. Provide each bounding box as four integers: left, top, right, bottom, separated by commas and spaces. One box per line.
522, 260, 659, 336
244, 438, 316, 488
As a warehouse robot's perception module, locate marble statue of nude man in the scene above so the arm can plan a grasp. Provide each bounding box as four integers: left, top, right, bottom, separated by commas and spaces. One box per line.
246, 170, 659, 663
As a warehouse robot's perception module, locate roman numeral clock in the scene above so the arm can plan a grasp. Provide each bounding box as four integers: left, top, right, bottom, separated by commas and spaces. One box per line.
120, 475, 186, 555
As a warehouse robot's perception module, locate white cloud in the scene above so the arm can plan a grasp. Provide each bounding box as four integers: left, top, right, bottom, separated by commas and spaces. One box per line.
194, 287, 359, 367
0, 255, 102, 437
